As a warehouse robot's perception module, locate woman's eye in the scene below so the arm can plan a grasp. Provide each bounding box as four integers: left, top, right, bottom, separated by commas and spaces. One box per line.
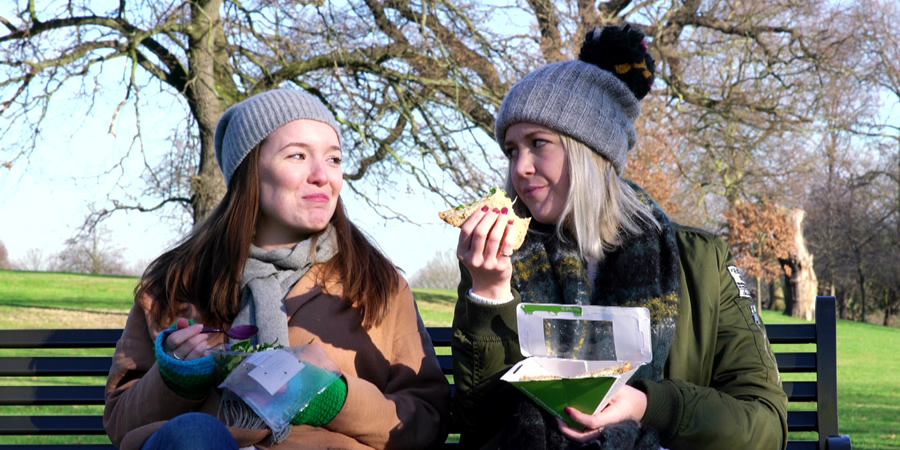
533, 139, 547, 147
506, 148, 518, 159
289, 153, 306, 160
328, 156, 342, 165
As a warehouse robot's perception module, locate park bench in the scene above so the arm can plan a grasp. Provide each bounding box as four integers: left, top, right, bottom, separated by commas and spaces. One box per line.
0, 296, 850, 449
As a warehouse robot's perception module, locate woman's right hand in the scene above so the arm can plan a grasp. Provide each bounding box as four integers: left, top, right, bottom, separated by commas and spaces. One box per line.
162, 318, 212, 361
457, 205, 516, 300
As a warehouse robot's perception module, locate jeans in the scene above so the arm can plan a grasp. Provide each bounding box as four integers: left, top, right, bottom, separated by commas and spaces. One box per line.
141, 412, 238, 450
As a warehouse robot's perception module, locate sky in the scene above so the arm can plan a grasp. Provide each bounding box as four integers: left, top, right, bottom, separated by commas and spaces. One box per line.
0, 1, 530, 279
0, 82, 464, 278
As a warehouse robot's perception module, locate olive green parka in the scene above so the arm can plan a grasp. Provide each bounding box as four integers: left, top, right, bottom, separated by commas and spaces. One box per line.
451, 225, 788, 449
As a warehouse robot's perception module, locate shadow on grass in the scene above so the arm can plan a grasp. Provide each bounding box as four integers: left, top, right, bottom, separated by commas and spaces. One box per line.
412, 289, 457, 306
0, 302, 128, 315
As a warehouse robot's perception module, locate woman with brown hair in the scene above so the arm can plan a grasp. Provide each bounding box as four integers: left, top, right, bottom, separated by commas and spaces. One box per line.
104, 89, 450, 449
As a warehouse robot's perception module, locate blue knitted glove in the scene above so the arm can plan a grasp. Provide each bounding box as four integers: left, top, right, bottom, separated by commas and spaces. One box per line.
289, 366, 347, 426
154, 322, 216, 400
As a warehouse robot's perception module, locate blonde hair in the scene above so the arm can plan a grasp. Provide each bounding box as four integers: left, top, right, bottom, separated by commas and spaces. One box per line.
505, 134, 660, 260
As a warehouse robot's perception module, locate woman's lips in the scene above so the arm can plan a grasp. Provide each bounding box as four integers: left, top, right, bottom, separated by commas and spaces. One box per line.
521, 185, 545, 197
303, 193, 329, 202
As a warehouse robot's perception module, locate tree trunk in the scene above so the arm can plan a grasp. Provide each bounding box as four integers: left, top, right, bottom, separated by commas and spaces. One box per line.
756, 276, 762, 312
186, 0, 229, 225
782, 273, 794, 316
780, 209, 818, 321
770, 278, 785, 312
855, 255, 867, 323
836, 286, 848, 320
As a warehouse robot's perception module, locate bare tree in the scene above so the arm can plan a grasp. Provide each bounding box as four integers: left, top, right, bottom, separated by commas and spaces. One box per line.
0, 240, 9, 269
50, 226, 127, 275
806, 154, 898, 324
3, 1, 886, 227
0, 0, 519, 234
801, 0, 900, 325
15, 248, 47, 272
409, 249, 459, 290
127, 258, 152, 277
3, 1, 897, 323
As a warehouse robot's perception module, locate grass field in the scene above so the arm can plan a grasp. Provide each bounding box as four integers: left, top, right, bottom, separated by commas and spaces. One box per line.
0, 270, 897, 448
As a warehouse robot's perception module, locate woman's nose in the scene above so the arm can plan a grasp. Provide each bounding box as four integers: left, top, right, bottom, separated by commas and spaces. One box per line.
307, 160, 328, 185
513, 150, 534, 177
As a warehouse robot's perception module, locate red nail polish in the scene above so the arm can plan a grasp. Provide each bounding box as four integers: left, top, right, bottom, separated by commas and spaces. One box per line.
492, 208, 500, 214
508, 220, 514, 225
501, 207, 509, 214
481, 205, 489, 212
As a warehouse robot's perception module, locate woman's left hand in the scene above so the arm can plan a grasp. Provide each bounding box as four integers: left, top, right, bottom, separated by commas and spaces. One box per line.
555, 385, 648, 443
163, 317, 212, 361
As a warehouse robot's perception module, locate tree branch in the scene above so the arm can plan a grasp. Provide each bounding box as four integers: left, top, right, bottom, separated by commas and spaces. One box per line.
526, 0, 564, 62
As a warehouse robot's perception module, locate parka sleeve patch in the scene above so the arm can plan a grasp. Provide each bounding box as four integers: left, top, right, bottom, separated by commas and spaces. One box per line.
726, 265, 752, 299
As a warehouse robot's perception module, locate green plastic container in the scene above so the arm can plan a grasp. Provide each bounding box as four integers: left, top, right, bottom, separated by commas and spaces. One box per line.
501, 304, 652, 429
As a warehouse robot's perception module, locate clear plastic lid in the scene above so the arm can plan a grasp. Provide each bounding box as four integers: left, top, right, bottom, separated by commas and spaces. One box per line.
516, 304, 652, 364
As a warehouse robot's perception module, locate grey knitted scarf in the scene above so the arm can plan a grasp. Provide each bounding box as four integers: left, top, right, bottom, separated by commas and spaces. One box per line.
501, 185, 680, 450
232, 226, 337, 347
221, 225, 337, 443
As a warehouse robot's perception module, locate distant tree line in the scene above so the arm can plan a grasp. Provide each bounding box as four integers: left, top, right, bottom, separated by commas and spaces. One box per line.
0, 228, 148, 276
3, 1, 897, 326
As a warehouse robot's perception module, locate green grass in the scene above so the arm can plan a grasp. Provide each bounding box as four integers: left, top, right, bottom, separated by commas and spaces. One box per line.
2, 270, 897, 448
0, 269, 137, 311
411, 287, 457, 327
761, 310, 900, 450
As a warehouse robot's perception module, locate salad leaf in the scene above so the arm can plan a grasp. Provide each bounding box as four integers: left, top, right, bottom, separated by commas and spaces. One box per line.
214, 339, 285, 378
454, 187, 506, 209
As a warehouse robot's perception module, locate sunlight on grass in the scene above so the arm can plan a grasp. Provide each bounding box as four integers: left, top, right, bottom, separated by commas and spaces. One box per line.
1, 271, 896, 448
762, 310, 900, 449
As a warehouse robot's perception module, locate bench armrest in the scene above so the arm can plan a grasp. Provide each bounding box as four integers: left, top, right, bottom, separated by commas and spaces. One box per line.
826, 434, 851, 450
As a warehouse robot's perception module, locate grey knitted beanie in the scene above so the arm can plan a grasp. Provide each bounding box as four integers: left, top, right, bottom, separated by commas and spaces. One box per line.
214, 89, 341, 186
494, 59, 641, 174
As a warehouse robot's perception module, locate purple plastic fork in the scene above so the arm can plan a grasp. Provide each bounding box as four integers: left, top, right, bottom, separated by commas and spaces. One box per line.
161, 324, 258, 340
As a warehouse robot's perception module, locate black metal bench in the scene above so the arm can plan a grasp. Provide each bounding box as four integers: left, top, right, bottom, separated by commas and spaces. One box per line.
0, 296, 851, 449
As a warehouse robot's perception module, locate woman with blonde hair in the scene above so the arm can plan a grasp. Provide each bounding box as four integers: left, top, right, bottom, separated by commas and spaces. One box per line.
451, 25, 787, 450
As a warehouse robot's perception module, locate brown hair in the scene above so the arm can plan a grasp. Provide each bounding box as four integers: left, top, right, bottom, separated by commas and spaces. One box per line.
140, 148, 260, 329
140, 147, 399, 330
319, 199, 399, 328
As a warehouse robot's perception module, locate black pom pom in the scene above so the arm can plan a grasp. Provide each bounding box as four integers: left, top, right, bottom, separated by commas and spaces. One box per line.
578, 24, 655, 100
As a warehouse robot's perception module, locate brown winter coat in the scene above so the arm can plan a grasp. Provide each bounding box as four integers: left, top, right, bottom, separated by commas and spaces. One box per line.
104, 266, 451, 449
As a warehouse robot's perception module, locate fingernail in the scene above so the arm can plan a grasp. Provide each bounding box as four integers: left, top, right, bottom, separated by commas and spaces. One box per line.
508, 220, 514, 225
481, 205, 489, 212
501, 207, 509, 214
492, 208, 500, 214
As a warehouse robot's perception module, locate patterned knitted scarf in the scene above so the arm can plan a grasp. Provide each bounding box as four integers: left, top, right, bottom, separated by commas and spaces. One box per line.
220, 226, 337, 444
503, 185, 680, 449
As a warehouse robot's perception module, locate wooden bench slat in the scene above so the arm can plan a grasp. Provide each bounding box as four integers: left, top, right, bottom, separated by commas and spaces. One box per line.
782, 380, 817, 402
436, 354, 453, 374
427, 327, 453, 346
765, 323, 817, 344
0, 357, 112, 377
785, 441, 820, 450
0, 386, 106, 406
0, 416, 107, 435
0, 330, 122, 349
787, 410, 818, 432
0, 297, 849, 449
775, 352, 817, 372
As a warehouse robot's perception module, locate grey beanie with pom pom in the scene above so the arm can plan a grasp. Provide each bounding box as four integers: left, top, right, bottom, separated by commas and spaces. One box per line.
494, 28, 648, 174
214, 89, 341, 187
